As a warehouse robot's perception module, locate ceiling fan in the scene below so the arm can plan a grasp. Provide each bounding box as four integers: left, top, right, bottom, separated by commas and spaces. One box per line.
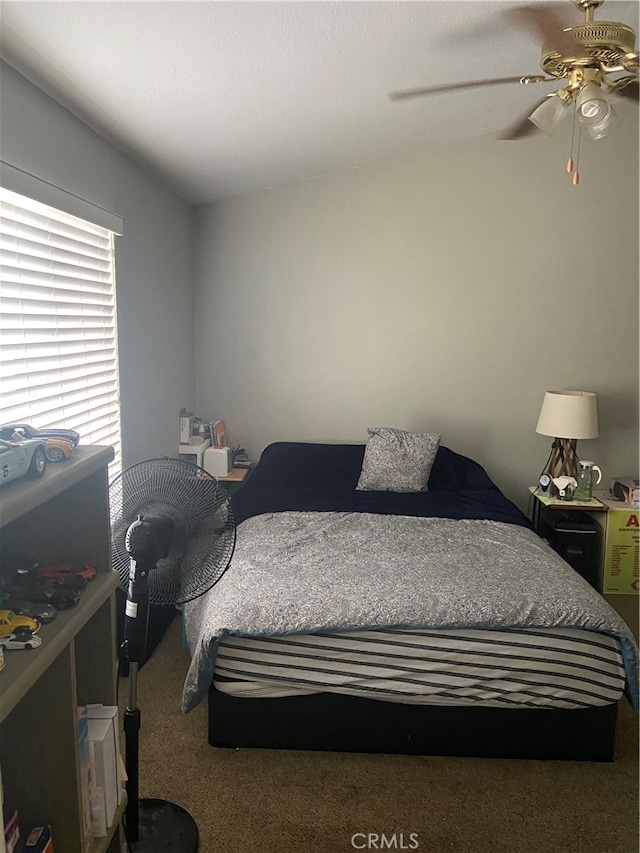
389, 0, 638, 161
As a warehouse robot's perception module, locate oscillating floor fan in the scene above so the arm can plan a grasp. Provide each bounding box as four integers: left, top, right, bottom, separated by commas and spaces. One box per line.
109, 457, 236, 852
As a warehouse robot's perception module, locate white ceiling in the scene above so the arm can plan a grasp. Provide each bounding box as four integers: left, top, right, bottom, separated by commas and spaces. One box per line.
0, 1, 637, 203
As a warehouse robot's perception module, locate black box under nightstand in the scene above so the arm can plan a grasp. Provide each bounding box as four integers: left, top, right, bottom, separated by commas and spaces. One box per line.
537, 506, 600, 590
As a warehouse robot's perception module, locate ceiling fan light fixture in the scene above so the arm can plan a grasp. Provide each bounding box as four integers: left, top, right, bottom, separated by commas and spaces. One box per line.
528, 93, 571, 135
587, 102, 618, 138
576, 81, 610, 124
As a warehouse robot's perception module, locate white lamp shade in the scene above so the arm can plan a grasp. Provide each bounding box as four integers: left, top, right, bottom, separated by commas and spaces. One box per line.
528, 94, 570, 135
576, 82, 610, 126
587, 103, 618, 140
536, 390, 599, 439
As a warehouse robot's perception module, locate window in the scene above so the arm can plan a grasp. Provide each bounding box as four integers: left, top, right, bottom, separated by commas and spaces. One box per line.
0, 186, 122, 474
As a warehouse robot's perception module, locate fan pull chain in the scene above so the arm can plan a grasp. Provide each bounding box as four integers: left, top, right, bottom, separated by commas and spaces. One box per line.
567, 108, 581, 186
567, 107, 576, 173
573, 127, 581, 185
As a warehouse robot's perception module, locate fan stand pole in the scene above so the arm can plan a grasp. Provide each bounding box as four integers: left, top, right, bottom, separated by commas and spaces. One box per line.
124, 663, 141, 841
123, 546, 199, 852
124, 664, 199, 852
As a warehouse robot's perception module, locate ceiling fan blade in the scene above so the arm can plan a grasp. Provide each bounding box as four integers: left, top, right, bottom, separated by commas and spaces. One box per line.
620, 52, 639, 73
611, 78, 639, 101
505, 3, 589, 58
498, 110, 542, 141
388, 76, 526, 102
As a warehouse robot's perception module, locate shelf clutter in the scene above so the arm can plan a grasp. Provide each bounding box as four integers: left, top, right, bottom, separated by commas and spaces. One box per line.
83, 705, 125, 841
0, 446, 125, 853
178, 409, 252, 479
529, 483, 639, 596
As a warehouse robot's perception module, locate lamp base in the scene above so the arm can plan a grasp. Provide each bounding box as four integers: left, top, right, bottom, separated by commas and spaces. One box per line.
547, 438, 579, 480
128, 799, 198, 852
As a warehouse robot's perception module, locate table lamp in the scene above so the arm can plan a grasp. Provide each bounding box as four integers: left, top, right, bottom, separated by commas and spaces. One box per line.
536, 390, 599, 479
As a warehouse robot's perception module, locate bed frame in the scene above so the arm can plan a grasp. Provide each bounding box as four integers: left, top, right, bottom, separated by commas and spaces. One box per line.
200, 442, 628, 763
208, 683, 618, 761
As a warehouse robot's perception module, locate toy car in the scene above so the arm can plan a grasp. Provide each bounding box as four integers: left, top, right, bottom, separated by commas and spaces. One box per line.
0, 559, 86, 608
5, 599, 57, 625
42, 436, 75, 462
0, 632, 42, 650
36, 563, 97, 584
0, 608, 40, 638
41, 585, 81, 610
20, 582, 81, 610
0, 554, 39, 593
0, 423, 80, 447
0, 424, 78, 463
35, 565, 89, 589
1, 571, 82, 611
0, 550, 37, 575
0, 438, 47, 484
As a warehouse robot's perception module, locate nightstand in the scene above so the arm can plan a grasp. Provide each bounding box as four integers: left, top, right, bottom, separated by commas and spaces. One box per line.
528, 487, 607, 590
216, 466, 251, 496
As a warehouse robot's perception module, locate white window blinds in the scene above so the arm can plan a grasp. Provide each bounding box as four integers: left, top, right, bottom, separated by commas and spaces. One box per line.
0, 187, 122, 473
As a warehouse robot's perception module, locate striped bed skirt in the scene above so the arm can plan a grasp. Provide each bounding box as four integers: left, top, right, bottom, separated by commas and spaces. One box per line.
213, 625, 625, 710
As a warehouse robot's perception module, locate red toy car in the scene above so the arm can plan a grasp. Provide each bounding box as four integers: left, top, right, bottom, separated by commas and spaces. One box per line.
35, 564, 97, 585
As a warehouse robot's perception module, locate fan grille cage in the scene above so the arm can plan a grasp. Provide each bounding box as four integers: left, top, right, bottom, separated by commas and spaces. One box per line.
110, 457, 236, 605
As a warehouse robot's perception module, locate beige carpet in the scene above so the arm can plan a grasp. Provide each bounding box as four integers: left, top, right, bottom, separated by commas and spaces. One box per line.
126, 617, 639, 853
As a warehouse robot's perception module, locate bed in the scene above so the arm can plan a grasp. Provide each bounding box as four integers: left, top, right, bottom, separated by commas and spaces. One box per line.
182, 437, 639, 761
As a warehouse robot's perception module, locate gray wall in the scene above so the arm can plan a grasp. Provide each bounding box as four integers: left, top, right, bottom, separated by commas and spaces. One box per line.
3, 59, 637, 505
0, 61, 194, 469
193, 115, 639, 508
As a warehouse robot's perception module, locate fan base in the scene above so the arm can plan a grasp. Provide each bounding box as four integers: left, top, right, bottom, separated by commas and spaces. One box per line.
128, 799, 198, 852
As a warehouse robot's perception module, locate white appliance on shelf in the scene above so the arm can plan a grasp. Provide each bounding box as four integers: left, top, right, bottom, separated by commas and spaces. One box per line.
178, 438, 210, 469
203, 446, 232, 477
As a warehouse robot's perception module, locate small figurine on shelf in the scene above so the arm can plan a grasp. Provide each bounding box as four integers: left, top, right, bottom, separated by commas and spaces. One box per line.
0, 437, 47, 484
553, 475, 578, 500
0, 423, 79, 464
0, 608, 40, 639
0, 632, 42, 651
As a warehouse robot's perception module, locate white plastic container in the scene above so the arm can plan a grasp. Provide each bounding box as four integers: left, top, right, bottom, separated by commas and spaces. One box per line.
203, 446, 232, 477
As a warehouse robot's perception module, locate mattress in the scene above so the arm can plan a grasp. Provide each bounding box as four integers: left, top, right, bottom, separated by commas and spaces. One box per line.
182, 442, 639, 715
213, 625, 626, 710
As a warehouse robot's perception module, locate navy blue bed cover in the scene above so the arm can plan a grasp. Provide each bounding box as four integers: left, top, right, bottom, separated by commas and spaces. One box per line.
231, 442, 530, 529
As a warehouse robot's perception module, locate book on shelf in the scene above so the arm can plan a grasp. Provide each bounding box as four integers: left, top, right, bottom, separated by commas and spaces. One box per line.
179, 408, 194, 444
86, 705, 122, 834
22, 825, 54, 852
4, 808, 21, 853
77, 707, 94, 852
210, 419, 227, 448
89, 710, 120, 826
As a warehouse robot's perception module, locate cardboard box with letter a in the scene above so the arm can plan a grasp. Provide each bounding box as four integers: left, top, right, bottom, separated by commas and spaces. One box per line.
594, 494, 640, 594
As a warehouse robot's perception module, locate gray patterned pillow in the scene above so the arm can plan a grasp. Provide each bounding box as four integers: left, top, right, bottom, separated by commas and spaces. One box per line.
356, 427, 442, 493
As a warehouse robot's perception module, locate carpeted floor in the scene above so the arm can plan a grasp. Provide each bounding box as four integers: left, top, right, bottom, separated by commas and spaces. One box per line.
123, 616, 639, 853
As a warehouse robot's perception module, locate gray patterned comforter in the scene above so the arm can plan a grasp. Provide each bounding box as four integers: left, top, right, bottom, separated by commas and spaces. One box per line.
182, 511, 639, 712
